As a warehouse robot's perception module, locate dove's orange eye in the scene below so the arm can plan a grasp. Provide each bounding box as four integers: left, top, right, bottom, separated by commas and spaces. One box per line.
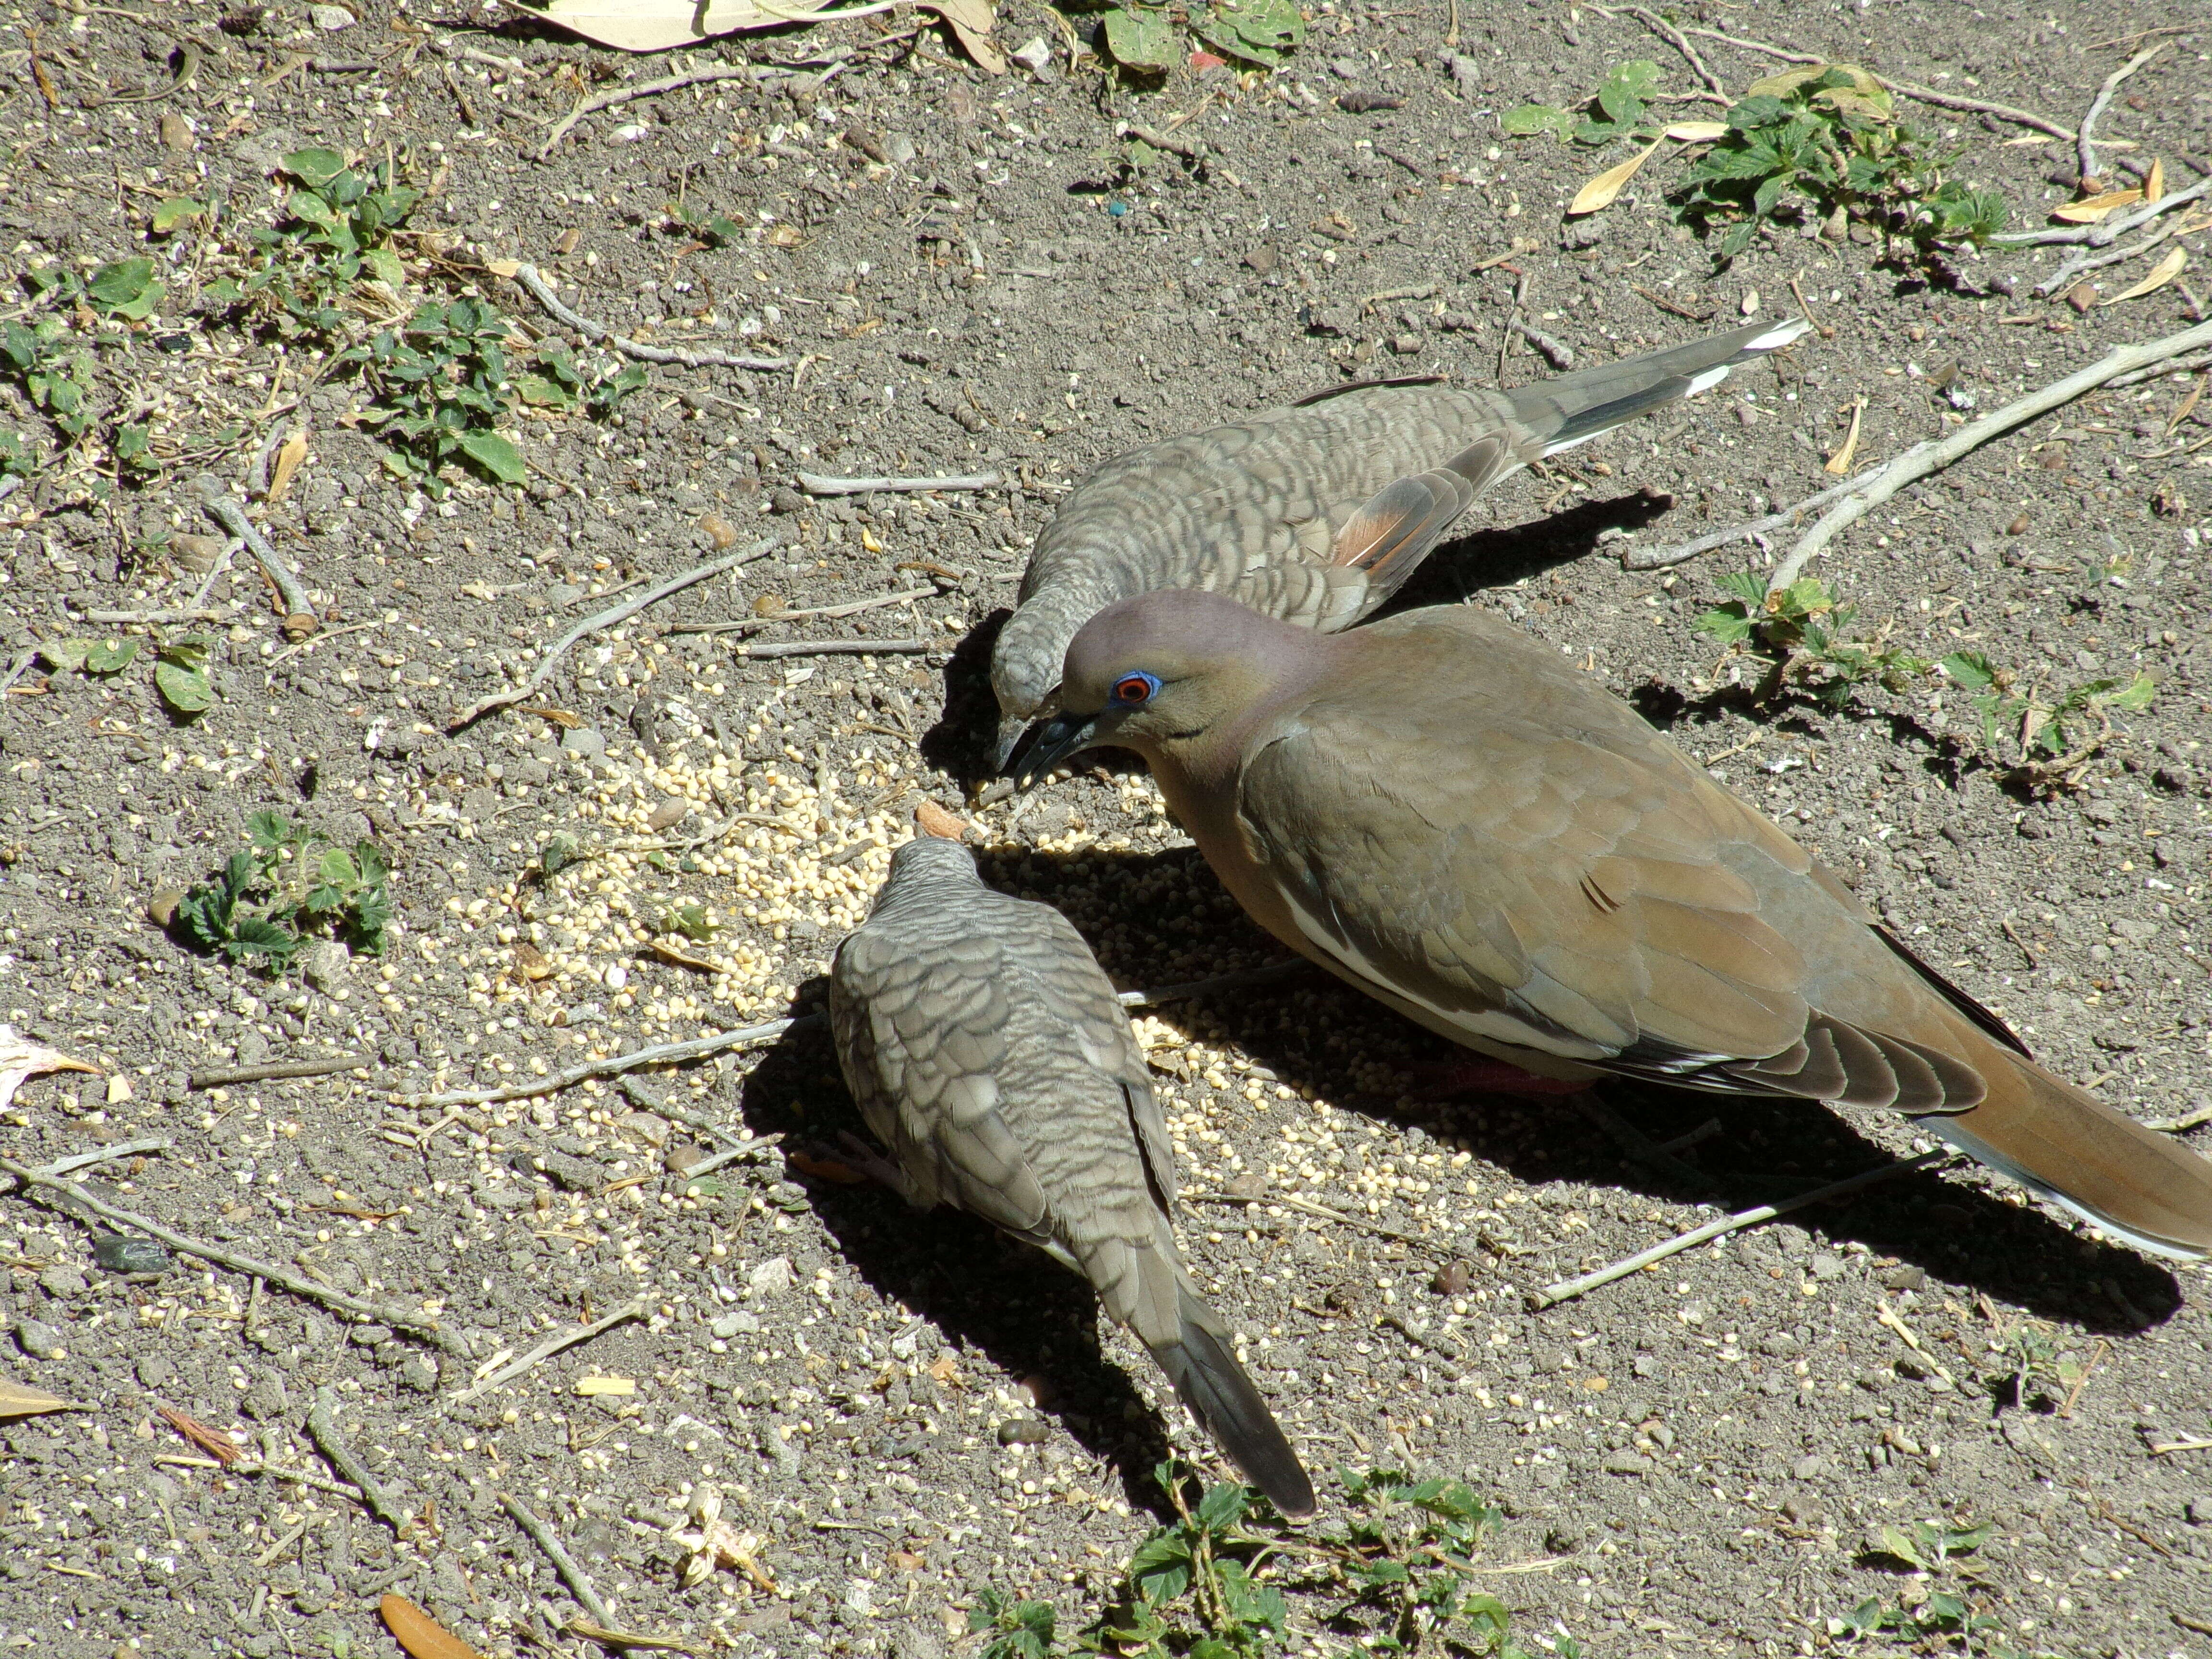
1111, 672, 1160, 706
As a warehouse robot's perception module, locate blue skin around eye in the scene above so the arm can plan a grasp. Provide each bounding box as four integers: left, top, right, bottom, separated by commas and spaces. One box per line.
1114, 672, 1161, 705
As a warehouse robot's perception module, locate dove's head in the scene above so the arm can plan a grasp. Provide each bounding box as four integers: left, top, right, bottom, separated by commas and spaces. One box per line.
1007, 590, 1329, 787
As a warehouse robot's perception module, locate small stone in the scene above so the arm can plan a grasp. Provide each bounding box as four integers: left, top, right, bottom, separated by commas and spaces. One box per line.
2063, 281, 2098, 313
2005, 512, 2031, 537
349, 1323, 394, 1347
170, 533, 226, 573
883, 132, 917, 166
14, 1317, 63, 1359
1791, 1454, 1830, 1481
399, 1354, 438, 1394
37, 1264, 88, 1299
996, 1418, 1050, 1447
309, 3, 353, 29
1431, 1260, 1472, 1296
747, 1256, 795, 1297
609, 122, 650, 144
300, 938, 351, 992
136, 1355, 175, 1390
711, 1310, 762, 1340
561, 727, 607, 761
1008, 36, 1054, 77
146, 888, 186, 927
1881, 1264, 1927, 1291
770, 488, 807, 515
1782, 1491, 1826, 1523
533, 1150, 602, 1192
1601, 1450, 1654, 1476
1808, 1252, 1845, 1281
2185, 1496, 2212, 1526
647, 798, 690, 832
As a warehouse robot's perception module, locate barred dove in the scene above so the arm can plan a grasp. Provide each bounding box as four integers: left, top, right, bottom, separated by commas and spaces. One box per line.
988, 317, 1810, 766
1013, 592, 2212, 1262
830, 834, 1316, 1515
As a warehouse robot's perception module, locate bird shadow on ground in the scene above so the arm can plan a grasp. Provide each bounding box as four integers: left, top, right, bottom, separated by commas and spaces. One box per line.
1382, 488, 1680, 613
968, 838, 2182, 1340
724, 1010, 1181, 1514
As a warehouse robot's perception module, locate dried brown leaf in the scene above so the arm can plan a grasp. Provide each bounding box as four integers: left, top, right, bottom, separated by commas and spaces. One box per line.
267, 432, 309, 503
156, 1405, 241, 1465
1663, 120, 1729, 143
2051, 187, 2143, 223
0, 1379, 78, 1419
381, 1593, 485, 1659
2102, 247, 2188, 305
1567, 136, 1663, 217
513, 943, 553, 982
1824, 397, 1866, 475
914, 800, 969, 841
2143, 156, 2164, 205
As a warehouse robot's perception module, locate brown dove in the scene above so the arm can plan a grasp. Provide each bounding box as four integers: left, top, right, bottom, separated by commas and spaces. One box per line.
1011, 592, 2212, 1262
988, 316, 1810, 766
829, 833, 1316, 1515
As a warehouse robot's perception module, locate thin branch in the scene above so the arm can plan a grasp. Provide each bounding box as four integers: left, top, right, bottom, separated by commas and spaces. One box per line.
669, 588, 932, 637
732, 637, 936, 659
0, 1154, 472, 1357
794, 469, 1002, 496
307, 1387, 410, 1533
2110, 348, 2212, 389
2034, 209, 2198, 299
391, 1017, 815, 1109
452, 1301, 645, 1404
509, 264, 790, 373
448, 536, 781, 729
197, 482, 316, 623
80, 606, 233, 625
1509, 320, 1575, 370
501, 1494, 618, 1630
34, 1138, 171, 1179
1767, 318, 2212, 594
1527, 1152, 1949, 1310
190, 1055, 370, 1090
2078, 39, 2171, 186
537, 63, 763, 159
1588, 3, 1727, 97
1621, 454, 1920, 570
1992, 175, 2212, 250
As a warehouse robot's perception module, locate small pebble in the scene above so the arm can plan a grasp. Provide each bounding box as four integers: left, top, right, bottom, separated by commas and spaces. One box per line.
996, 1418, 1050, 1447
93, 1236, 170, 1274
1431, 1259, 1472, 1296
14, 1317, 63, 1359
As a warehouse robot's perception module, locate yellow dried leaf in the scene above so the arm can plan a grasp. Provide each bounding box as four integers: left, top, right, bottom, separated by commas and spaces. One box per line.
0, 1379, 78, 1419
484, 258, 521, 278
1567, 135, 1663, 217
1663, 121, 1729, 143
267, 431, 309, 503
0, 1025, 100, 1111
381, 1593, 485, 1659
1824, 397, 1866, 476
2102, 247, 2188, 305
2051, 188, 2143, 224
2143, 157, 2164, 205
575, 1375, 636, 1397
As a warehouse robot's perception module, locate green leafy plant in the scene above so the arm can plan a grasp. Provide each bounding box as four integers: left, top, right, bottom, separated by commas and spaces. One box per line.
1077, 1463, 1288, 1657
39, 637, 141, 677
2, 316, 98, 443
514, 341, 649, 421
1829, 1520, 2036, 1654
972, 1590, 1060, 1659
1983, 1324, 2092, 1411
1503, 60, 1662, 144
27, 256, 168, 321
1695, 571, 1931, 705
662, 902, 719, 943
1673, 64, 2006, 265
153, 634, 216, 716
1084, 0, 1304, 74
204, 146, 421, 336
345, 298, 527, 493
173, 809, 393, 972
1941, 650, 2154, 786
0, 429, 37, 480
1322, 1469, 1556, 1656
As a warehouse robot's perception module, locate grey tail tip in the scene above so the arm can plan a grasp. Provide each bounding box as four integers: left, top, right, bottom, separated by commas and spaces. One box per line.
1160, 1292, 1317, 1519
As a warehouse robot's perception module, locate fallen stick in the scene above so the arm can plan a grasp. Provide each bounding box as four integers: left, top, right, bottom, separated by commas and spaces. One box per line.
732, 637, 935, 659
1122, 122, 1205, 161
190, 1055, 370, 1090
1526, 1151, 1949, 1310
0, 1153, 472, 1357
1621, 455, 1917, 570
1186, 1188, 1437, 1249
452, 1300, 644, 1404
307, 1386, 410, 1533
1510, 320, 1575, 370
2077, 39, 2169, 187
392, 1018, 813, 1109
81, 607, 233, 625
509, 264, 789, 373
2146, 1101, 2212, 1135
538, 63, 763, 159
669, 587, 932, 637
197, 481, 317, 624
1996, 174, 2212, 251
35, 1138, 171, 1179
1766, 318, 2212, 594
230, 1458, 372, 1506
449, 536, 781, 729
794, 469, 1003, 495
1874, 1298, 1958, 1389
501, 1494, 619, 1630
2034, 204, 2207, 298
1588, 2, 1728, 98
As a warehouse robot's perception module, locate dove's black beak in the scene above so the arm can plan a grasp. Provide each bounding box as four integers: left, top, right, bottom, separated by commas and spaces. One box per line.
1005, 707, 1117, 788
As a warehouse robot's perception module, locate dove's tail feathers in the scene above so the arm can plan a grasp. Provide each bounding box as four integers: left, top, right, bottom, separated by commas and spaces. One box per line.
1151, 1287, 1317, 1518
1918, 1035, 2212, 1262
1517, 317, 1813, 456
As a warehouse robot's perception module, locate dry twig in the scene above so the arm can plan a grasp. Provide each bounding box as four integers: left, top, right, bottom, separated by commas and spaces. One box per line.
794, 469, 1003, 495
538, 63, 763, 159
733, 637, 936, 659
190, 1055, 369, 1089
307, 1386, 410, 1532
2076, 40, 2170, 186
448, 536, 781, 729
453, 1301, 645, 1404
502, 1494, 619, 1629
393, 1018, 813, 1109
1995, 176, 2212, 252
197, 482, 316, 624
1767, 318, 2212, 593
509, 263, 790, 372
0, 1154, 471, 1357
1527, 1152, 1949, 1310
1622, 457, 1910, 569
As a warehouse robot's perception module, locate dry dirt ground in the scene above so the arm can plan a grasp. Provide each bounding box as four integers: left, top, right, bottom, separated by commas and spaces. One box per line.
3, 2, 2212, 1657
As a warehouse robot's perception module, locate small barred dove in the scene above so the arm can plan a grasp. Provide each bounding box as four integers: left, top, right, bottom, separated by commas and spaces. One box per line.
1012, 592, 2212, 1262
988, 317, 1810, 765
830, 834, 1316, 1515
